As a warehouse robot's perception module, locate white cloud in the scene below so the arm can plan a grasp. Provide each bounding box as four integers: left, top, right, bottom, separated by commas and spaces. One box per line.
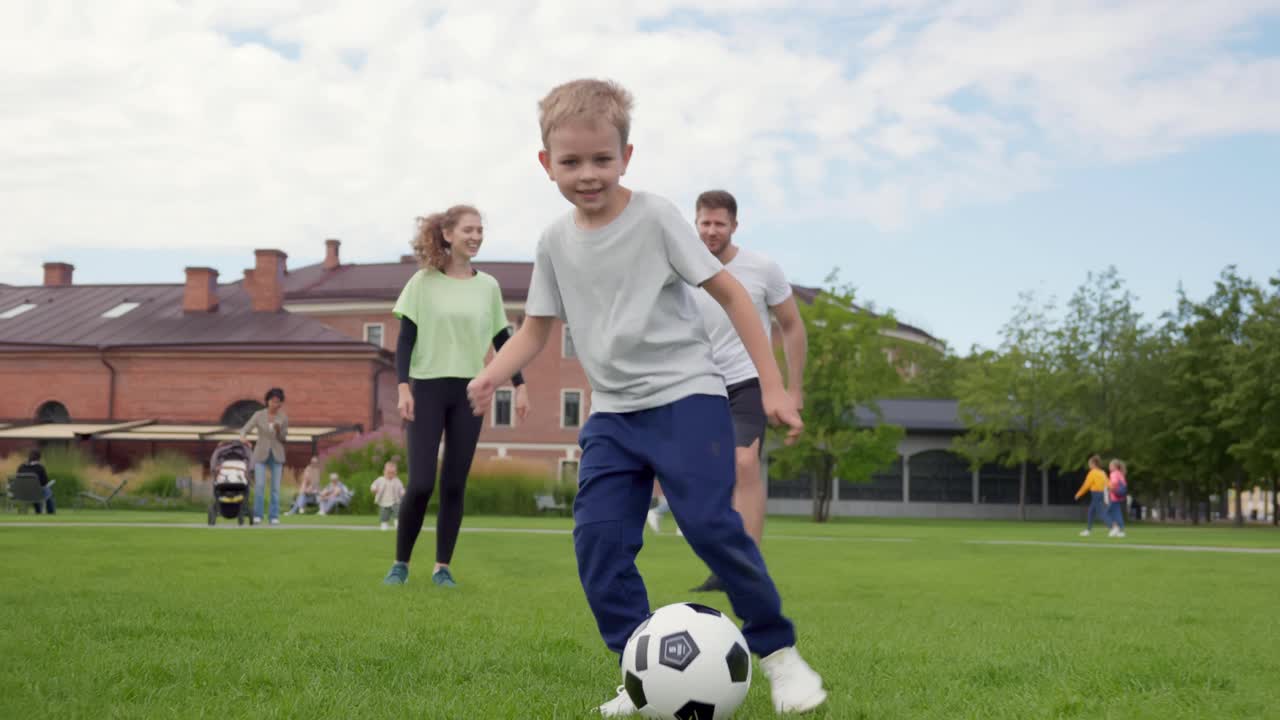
1, 0, 1278, 284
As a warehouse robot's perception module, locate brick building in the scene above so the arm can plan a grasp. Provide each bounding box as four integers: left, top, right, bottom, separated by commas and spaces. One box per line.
0, 238, 944, 487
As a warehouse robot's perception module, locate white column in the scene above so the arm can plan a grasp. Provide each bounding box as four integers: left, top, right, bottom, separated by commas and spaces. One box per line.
902, 454, 911, 504
972, 468, 980, 504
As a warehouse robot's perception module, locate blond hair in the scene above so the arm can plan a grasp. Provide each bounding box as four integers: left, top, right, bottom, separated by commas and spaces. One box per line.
1110, 458, 1127, 474
411, 205, 480, 272
538, 78, 634, 149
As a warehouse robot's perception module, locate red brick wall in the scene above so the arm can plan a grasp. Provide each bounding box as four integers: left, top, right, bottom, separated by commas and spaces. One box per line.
0, 354, 112, 420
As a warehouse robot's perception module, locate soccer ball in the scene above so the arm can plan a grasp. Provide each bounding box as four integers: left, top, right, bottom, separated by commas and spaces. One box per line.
621, 602, 752, 720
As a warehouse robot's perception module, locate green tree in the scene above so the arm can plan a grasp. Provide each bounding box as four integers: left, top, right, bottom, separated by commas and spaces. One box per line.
1217, 273, 1280, 525
768, 273, 905, 522
955, 291, 1062, 520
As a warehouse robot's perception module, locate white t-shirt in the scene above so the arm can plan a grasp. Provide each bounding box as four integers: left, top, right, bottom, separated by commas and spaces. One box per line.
525, 192, 726, 413
693, 247, 793, 386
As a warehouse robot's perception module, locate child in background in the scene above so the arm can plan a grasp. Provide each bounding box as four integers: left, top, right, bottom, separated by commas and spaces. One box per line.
1107, 459, 1128, 538
371, 461, 406, 531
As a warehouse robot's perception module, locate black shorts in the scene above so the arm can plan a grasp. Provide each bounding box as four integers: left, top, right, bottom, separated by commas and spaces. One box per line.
726, 378, 766, 450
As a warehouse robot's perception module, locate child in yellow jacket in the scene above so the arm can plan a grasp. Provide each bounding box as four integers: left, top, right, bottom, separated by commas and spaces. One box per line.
1075, 455, 1108, 536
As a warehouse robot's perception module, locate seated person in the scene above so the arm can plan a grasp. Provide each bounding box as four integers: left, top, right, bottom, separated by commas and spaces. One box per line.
18, 449, 54, 515
317, 473, 351, 516
286, 456, 322, 515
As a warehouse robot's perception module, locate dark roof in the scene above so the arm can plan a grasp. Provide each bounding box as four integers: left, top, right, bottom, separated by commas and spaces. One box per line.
855, 398, 963, 432
283, 259, 940, 343
0, 283, 378, 352
279, 260, 532, 303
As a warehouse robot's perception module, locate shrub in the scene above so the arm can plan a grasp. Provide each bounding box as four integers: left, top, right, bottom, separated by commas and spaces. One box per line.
37, 445, 87, 507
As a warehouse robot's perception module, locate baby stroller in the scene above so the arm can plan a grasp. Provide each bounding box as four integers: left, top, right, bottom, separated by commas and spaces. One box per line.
208, 440, 253, 526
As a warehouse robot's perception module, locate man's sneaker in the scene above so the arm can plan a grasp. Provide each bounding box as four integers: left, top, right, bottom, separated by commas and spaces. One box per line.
646, 509, 661, 533
383, 562, 409, 585
380, 522, 389, 531
761, 646, 828, 713
598, 685, 637, 717
432, 567, 458, 588
1079, 530, 1091, 537
690, 574, 724, 593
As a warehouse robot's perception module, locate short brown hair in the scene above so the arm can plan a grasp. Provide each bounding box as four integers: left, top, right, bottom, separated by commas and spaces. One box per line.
538, 79, 634, 149
696, 190, 738, 220
412, 205, 480, 272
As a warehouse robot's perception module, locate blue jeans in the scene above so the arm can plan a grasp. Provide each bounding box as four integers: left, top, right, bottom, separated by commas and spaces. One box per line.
254, 459, 283, 521
1107, 499, 1127, 529
34, 486, 55, 515
1086, 491, 1106, 530
574, 394, 796, 659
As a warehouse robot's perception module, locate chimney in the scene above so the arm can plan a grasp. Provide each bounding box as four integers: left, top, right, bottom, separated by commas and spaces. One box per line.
250, 249, 287, 313
43, 262, 74, 287
324, 238, 341, 270
183, 267, 219, 313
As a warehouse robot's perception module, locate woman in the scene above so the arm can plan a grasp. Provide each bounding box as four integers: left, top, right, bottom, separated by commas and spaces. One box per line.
383, 205, 529, 587
1074, 454, 1108, 537
239, 387, 288, 525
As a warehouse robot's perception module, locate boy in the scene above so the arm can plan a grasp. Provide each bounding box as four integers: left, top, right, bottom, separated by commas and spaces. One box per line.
466, 79, 826, 715
371, 461, 406, 531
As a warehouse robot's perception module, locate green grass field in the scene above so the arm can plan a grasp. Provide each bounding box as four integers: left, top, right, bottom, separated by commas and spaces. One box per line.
2, 510, 1278, 719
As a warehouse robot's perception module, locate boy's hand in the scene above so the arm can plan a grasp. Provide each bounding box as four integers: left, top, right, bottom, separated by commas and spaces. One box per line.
763, 385, 804, 445
467, 375, 496, 416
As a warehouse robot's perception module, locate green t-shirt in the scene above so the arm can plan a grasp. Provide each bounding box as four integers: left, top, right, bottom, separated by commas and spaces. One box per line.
393, 269, 509, 380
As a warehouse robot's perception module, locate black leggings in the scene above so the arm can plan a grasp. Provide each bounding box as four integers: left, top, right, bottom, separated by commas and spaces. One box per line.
396, 378, 484, 565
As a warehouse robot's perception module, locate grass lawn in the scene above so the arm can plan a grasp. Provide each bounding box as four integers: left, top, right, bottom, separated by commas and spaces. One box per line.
1, 509, 1277, 719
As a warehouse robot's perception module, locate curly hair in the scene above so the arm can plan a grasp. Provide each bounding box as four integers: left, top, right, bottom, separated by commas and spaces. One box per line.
412, 205, 481, 272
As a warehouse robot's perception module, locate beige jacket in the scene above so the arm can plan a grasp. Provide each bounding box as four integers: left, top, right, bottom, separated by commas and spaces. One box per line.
240, 409, 289, 465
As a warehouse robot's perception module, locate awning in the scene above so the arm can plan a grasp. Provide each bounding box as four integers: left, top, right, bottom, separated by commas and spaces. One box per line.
0, 421, 357, 445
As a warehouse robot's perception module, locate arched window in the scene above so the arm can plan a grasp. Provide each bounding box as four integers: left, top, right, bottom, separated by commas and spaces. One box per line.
221, 400, 263, 428
36, 401, 71, 424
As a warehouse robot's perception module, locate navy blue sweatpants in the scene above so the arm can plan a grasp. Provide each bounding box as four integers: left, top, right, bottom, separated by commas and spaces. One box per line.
573, 393, 796, 659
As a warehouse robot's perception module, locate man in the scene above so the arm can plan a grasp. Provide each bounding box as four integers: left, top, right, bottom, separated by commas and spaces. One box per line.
685, 189, 807, 592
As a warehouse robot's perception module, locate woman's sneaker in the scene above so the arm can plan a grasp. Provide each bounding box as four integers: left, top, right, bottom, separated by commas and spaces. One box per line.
598, 685, 637, 717
761, 646, 828, 713
382, 562, 409, 585
432, 567, 458, 588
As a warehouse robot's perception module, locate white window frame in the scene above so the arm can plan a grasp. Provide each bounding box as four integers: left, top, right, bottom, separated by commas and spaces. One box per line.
558, 458, 581, 484
101, 301, 141, 318
560, 389, 584, 429
492, 386, 515, 428
363, 322, 385, 348
0, 303, 36, 319
562, 325, 576, 358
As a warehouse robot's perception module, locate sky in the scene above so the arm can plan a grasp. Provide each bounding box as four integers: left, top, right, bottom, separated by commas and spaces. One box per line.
2, 0, 1278, 352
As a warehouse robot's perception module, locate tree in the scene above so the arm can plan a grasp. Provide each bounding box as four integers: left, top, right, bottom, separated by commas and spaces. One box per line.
768, 273, 905, 522
1218, 273, 1280, 525
955, 291, 1062, 520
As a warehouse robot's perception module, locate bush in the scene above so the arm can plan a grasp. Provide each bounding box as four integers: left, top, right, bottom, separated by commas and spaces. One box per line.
319, 430, 573, 515
37, 445, 87, 508
134, 451, 200, 498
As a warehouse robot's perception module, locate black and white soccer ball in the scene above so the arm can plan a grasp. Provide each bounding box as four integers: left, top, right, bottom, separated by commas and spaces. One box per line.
621, 602, 752, 720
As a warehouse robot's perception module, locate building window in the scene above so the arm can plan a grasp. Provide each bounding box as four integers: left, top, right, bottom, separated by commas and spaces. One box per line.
562, 326, 576, 358
364, 323, 385, 348
493, 388, 513, 427
561, 390, 583, 428
35, 401, 71, 424
101, 301, 141, 318
221, 400, 264, 428
559, 460, 580, 484
0, 303, 36, 319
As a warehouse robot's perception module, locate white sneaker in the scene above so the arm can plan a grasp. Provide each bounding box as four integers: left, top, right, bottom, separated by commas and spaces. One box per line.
269, 518, 280, 525
646, 510, 661, 533
393, 519, 399, 529
761, 646, 828, 713
598, 685, 637, 717
1108, 528, 1119, 537
1115, 531, 1126, 538
318, 511, 327, 516
1079, 530, 1091, 537
254, 516, 263, 524
380, 522, 389, 531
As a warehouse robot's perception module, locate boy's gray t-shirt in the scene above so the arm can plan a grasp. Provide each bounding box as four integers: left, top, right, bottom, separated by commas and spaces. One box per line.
526, 191, 728, 413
